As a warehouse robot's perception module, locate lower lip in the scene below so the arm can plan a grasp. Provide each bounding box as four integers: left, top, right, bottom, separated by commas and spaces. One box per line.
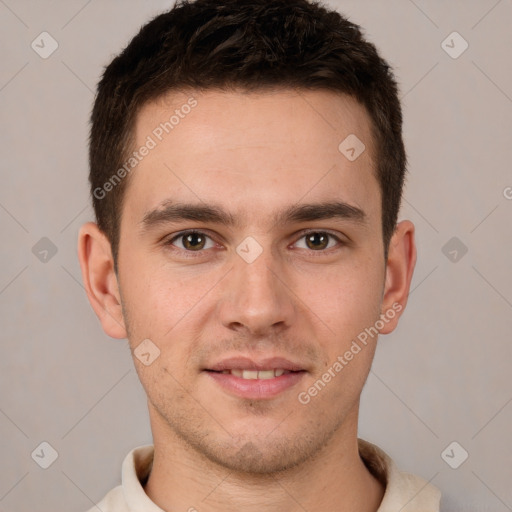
205, 371, 306, 400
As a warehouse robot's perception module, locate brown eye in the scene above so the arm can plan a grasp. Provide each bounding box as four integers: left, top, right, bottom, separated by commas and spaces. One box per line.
294, 231, 340, 251
305, 232, 329, 250
170, 231, 215, 251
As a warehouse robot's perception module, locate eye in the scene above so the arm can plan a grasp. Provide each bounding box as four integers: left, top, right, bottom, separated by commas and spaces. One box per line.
168, 230, 216, 251
293, 231, 342, 251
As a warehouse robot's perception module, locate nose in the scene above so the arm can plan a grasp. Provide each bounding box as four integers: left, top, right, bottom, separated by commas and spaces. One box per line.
217, 247, 297, 337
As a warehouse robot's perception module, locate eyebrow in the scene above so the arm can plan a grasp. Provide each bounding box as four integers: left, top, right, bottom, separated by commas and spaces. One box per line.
140, 200, 368, 233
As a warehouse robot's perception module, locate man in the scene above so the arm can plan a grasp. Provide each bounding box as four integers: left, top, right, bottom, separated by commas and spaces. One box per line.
78, 0, 441, 510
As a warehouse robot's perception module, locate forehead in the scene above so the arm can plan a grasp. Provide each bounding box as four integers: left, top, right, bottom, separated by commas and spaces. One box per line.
123, 88, 380, 227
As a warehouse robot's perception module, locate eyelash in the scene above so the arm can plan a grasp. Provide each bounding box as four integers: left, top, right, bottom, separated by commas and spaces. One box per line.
165, 229, 345, 257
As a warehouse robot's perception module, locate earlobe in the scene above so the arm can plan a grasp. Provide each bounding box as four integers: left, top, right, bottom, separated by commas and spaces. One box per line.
77, 222, 127, 339
379, 220, 417, 335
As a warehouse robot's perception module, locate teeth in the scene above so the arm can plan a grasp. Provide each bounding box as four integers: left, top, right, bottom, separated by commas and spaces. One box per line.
257, 370, 275, 380
224, 369, 291, 379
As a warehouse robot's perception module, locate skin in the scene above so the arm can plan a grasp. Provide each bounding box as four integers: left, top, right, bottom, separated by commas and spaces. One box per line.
78, 89, 416, 512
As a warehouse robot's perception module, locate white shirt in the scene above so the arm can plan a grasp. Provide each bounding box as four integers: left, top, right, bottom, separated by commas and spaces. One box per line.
86, 439, 441, 511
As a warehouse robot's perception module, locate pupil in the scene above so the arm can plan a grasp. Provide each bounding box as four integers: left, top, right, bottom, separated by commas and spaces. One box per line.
184, 233, 204, 250
307, 233, 328, 250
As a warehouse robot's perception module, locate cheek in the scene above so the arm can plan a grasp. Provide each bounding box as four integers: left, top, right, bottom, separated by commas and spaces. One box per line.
118, 251, 222, 346
298, 255, 384, 344
301, 269, 383, 413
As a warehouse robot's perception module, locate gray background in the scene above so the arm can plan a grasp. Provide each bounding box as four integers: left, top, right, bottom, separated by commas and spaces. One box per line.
0, 0, 511, 510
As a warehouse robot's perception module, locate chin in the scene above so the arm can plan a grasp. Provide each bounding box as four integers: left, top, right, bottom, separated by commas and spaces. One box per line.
196, 423, 337, 476
204, 440, 308, 475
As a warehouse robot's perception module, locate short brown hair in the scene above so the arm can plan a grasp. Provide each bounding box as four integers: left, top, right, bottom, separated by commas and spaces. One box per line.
89, 0, 406, 265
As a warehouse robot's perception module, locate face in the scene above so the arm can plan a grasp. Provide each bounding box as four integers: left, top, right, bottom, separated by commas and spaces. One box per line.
100, 89, 408, 473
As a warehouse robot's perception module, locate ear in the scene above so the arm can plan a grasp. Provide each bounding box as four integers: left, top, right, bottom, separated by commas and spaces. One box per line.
77, 222, 127, 339
379, 220, 417, 334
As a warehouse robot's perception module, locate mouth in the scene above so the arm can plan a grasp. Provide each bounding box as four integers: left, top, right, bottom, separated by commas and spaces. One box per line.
208, 368, 295, 379
203, 356, 307, 399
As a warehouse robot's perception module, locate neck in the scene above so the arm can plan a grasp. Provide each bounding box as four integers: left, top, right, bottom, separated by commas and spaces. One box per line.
144, 407, 384, 512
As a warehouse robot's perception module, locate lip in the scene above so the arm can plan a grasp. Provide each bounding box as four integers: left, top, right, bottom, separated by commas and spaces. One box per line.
204, 356, 307, 400
206, 356, 305, 372
205, 370, 306, 400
